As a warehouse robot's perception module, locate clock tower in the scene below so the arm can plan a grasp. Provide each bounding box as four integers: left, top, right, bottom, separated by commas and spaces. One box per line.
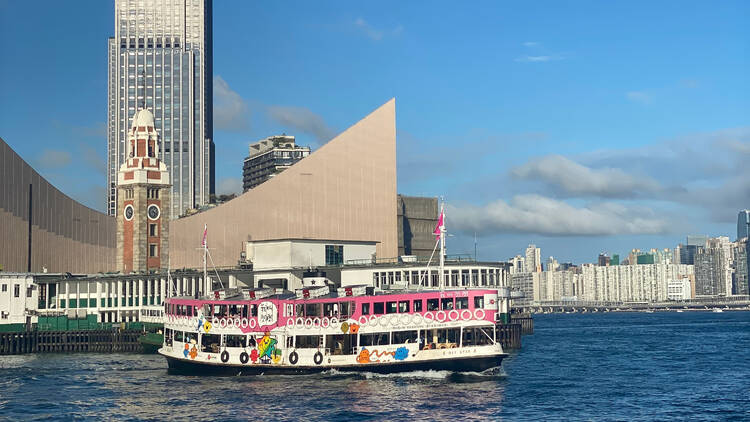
116, 107, 171, 273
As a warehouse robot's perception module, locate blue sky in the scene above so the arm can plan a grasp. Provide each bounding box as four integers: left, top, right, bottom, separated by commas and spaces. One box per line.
1, 1, 748, 264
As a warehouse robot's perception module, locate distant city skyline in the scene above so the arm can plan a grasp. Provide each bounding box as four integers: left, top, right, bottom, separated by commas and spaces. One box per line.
0, 1, 748, 263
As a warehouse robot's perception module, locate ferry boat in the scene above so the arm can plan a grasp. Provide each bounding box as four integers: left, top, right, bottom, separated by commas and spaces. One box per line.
158, 286, 508, 375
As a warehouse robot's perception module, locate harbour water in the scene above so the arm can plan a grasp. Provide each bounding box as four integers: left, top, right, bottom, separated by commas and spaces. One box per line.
1, 311, 748, 421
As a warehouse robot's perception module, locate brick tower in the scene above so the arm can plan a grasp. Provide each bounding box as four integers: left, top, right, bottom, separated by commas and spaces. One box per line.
116, 107, 170, 273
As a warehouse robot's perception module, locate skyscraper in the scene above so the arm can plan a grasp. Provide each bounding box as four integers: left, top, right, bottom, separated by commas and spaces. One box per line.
108, 0, 213, 218
738, 209, 750, 241
524, 244, 541, 273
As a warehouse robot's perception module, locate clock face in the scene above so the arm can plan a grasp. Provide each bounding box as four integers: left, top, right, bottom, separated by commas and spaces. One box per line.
148, 204, 160, 220
124, 205, 134, 221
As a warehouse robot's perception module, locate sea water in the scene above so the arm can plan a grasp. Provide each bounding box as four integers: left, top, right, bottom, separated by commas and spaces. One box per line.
1, 311, 748, 421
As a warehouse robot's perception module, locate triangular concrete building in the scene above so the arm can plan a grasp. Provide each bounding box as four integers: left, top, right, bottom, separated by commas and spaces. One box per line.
168, 99, 398, 267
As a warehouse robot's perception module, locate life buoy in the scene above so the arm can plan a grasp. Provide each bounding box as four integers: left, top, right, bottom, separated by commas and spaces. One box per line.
296, 317, 304, 327
461, 309, 472, 321
286, 318, 295, 328
221, 350, 229, 363
400, 313, 411, 326
424, 312, 434, 322
241, 318, 249, 328
322, 317, 330, 328
313, 351, 323, 365
387, 314, 397, 326
313, 317, 321, 328
474, 309, 486, 320
330, 317, 339, 327
448, 310, 459, 321
412, 313, 424, 324
240, 352, 249, 364
289, 351, 299, 365
436, 310, 447, 323
219, 318, 227, 329
234, 318, 241, 328
359, 316, 368, 326
305, 318, 313, 329
369, 315, 378, 326
248, 318, 257, 329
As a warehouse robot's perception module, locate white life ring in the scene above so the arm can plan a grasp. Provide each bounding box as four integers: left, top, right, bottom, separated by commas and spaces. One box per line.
286, 318, 295, 328
424, 312, 434, 322
400, 313, 411, 326
435, 310, 447, 323
296, 317, 304, 327
233, 318, 241, 328
219, 318, 227, 329
322, 317, 330, 328
474, 309, 486, 320
448, 310, 459, 321
305, 318, 313, 329
313, 317, 321, 328
212, 316, 219, 326
330, 317, 339, 327
249, 318, 257, 329
461, 309, 472, 321
241, 318, 249, 328
412, 313, 424, 324
359, 316, 368, 326
369, 315, 378, 327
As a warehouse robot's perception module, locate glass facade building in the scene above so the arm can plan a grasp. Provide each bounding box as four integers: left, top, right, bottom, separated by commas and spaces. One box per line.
738, 210, 750, 241
107, 0, 213, 218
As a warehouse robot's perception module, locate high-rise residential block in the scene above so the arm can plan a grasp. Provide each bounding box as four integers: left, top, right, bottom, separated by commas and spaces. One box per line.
694, 236, 731, 297
107, 0, 213, 219
524, 244, 541, 273
242, 135, 310, 191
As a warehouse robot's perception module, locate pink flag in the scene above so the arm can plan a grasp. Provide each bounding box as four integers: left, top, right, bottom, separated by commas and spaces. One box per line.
433, 210, 444, 240
201, 224, 207, 247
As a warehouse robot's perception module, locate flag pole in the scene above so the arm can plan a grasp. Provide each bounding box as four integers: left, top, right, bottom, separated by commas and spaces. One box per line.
439, 201, 445, 291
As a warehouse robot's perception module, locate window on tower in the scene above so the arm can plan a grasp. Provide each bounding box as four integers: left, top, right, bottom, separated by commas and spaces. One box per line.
149, 244, 158, 257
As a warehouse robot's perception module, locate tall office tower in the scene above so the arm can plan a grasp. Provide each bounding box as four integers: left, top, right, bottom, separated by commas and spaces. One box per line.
738, 210, 750, 241
107, 0, 213, 219
679, 235, 708, 265
524, 244, 541, 273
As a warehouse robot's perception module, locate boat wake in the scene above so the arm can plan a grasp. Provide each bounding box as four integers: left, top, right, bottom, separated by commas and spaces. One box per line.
319, 367, 507, 382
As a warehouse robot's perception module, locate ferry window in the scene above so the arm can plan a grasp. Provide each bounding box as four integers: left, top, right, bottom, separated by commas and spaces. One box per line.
398, 301, 410, 313
474, 296, 484, 309
413, 300, 423, 312
241, 305, 248, 318
360, 332, 390, 346
184, 332, 197, 344
441, 298, 454, 310
165, 329, 173, 346
305, 303, 321, 317
339, 302, 352, 318
463, 327, 493, 346
373, 302, 384, 314
427, 299, 439, 311
435, 328, 460, 345
203, 304, 212, 316
217, 305, 228, 318
174, 331, 184, 342
456, 297, 469, 310
296, 335, 322, 348
225, 334, 246, 348
323, 303, 336, 317
362, 303, 371, 315
386, 301, 397, 314
201, 334, 221, 353
251, 304, 258, 317
296, 304, 304, 317
229, 304, 240, 317
392, 330, 418, 344
187, 306, 193, 317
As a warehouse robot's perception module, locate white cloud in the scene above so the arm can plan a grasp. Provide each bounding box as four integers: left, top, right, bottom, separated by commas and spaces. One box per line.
354, 17, 402, 41
522, 41, 540, 47
511, 154, 661, 198
217, 177, 242, 195
449, 195, 671, 236
266, 105, 336, 143
37, 149, 72, 169
626, 91, 652, 104
514, 55, 563, 63
213, 75, 250, 132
